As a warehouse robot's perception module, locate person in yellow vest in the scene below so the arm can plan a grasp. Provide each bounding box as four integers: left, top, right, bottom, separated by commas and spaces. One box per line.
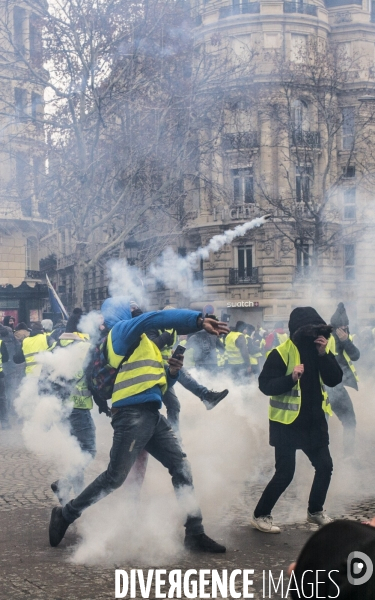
243, 323, 263, 375
327, 303, 360, 458
13, 321, 56, 376
250, 307, 343, 534
225, 321, 252, 380
49, 297, 229, 552
48, 311, 96, 505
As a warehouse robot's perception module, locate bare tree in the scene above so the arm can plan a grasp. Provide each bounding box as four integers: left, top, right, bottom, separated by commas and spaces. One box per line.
1, 0, 253, 308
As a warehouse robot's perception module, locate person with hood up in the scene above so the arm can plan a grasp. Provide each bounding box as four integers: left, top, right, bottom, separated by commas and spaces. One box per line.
49, 298, 229, 553
48, 310, 96, 505
327, 302, 360, 457
250, 307, 343, 534
13, 321, 56, 376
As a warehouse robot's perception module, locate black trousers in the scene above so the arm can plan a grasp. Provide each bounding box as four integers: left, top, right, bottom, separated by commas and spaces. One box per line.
254, 444, 333, 517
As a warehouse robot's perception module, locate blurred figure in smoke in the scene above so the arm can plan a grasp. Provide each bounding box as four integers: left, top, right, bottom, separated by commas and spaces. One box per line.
250, 307, 342, 534
224, 321, 252, 381
13, 321, 56, 377
49, 298, 229, 553
244, 323, 263, 375
0, 320, 17, 427
326, 303, 360, 458
0, 325, 10, 428
49, 310, 96, 505
264, 321, 288, 352
3, 316, 15, 331
147, 308, 228, 433
185, 314, 226, 373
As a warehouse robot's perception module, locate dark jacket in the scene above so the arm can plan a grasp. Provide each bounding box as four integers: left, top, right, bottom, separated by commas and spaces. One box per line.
259, 307, 343, 449
332, 332, 360, 390
0, 324, 17, 376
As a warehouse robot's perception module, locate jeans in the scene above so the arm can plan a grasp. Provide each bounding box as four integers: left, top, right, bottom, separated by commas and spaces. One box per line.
327, 383, 356, 456
254, 444, 333, 517
55, 409, 96, 500
62, 404, 204, 535
163, 368, 208, 432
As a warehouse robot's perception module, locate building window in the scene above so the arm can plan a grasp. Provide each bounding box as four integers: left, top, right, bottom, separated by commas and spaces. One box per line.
371, 0, 375, 22
343, 188, 356, 220
29, 14, 43, 66
13, 6, 26, 53
237, 245, 253, 278
296, 243, 311, 277
342, 165, 356, 178
342, 107, 355, 150
15, 88, 27, 122
291, 34, 307, 63
31, 92, 43, 121
232, 168, 254, 204
292, 99, 309, 134
26, 237, 39, 271
344, 244, 355, 280
296, 166, 312, 202
16, 153, 30, 196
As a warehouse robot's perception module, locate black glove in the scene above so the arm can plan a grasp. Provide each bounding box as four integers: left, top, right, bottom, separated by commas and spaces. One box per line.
163, 331, 175, 347
98, 401, 111, 417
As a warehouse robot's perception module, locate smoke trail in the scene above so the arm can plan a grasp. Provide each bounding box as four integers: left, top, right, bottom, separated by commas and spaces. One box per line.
147, 214, 270, 299
187, 215, 270, 265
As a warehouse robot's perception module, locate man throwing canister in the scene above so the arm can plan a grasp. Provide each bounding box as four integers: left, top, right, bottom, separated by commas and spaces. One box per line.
250, 307, 343, 534
49, 299, 229, 552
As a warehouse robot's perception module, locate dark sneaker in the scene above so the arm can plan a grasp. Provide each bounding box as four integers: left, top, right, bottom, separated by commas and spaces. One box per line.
49, 507, 70, 547
184, 533, 226, 553
202, 389, 228, 410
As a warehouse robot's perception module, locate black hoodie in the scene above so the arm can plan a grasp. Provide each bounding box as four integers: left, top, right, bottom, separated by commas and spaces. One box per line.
259, 307, 343, 449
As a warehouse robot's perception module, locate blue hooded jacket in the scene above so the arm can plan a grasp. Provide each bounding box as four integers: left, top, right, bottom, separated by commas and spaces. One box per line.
101, 297, 202, 408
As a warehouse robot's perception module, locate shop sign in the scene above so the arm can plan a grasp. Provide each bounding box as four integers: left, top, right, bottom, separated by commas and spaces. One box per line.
226, 301, 259, 308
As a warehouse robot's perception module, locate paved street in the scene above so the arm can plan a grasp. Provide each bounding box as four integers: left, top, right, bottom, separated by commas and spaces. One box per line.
0, 416, 374, 600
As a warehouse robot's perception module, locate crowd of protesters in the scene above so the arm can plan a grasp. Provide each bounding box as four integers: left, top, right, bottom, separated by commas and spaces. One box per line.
2, 298, 375, 594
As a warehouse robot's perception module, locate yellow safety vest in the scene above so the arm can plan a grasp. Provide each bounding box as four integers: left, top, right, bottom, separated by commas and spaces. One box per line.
327, 335, 359, 383
269, 339, 332, 424
108, 332, 167, 405
22, 334, 53, 376
58, 335, 93, 409
225, 331, 246, 365
158, 329, 177, 366
217, 347, 226, 368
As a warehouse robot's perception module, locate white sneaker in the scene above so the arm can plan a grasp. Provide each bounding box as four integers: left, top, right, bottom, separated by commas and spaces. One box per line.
307, 510, 333, 527
250, 513, 281, 533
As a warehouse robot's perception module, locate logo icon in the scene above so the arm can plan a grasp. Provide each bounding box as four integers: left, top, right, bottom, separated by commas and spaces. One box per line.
347, 551, 373, 586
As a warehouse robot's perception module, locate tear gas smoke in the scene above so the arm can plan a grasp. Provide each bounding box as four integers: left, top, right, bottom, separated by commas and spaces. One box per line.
109, 215, 271, 304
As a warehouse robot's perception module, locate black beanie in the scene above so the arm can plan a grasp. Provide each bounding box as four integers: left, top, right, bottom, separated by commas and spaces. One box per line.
330, 302, 349, 328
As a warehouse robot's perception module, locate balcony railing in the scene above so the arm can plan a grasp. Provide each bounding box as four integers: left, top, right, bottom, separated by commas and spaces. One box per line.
26, 270, 42, 279
229, 267, 259, 285
222, 132, 258, 151
219, 2, 260, 18
292, 130, 321, 148
284, 1, 317, 15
